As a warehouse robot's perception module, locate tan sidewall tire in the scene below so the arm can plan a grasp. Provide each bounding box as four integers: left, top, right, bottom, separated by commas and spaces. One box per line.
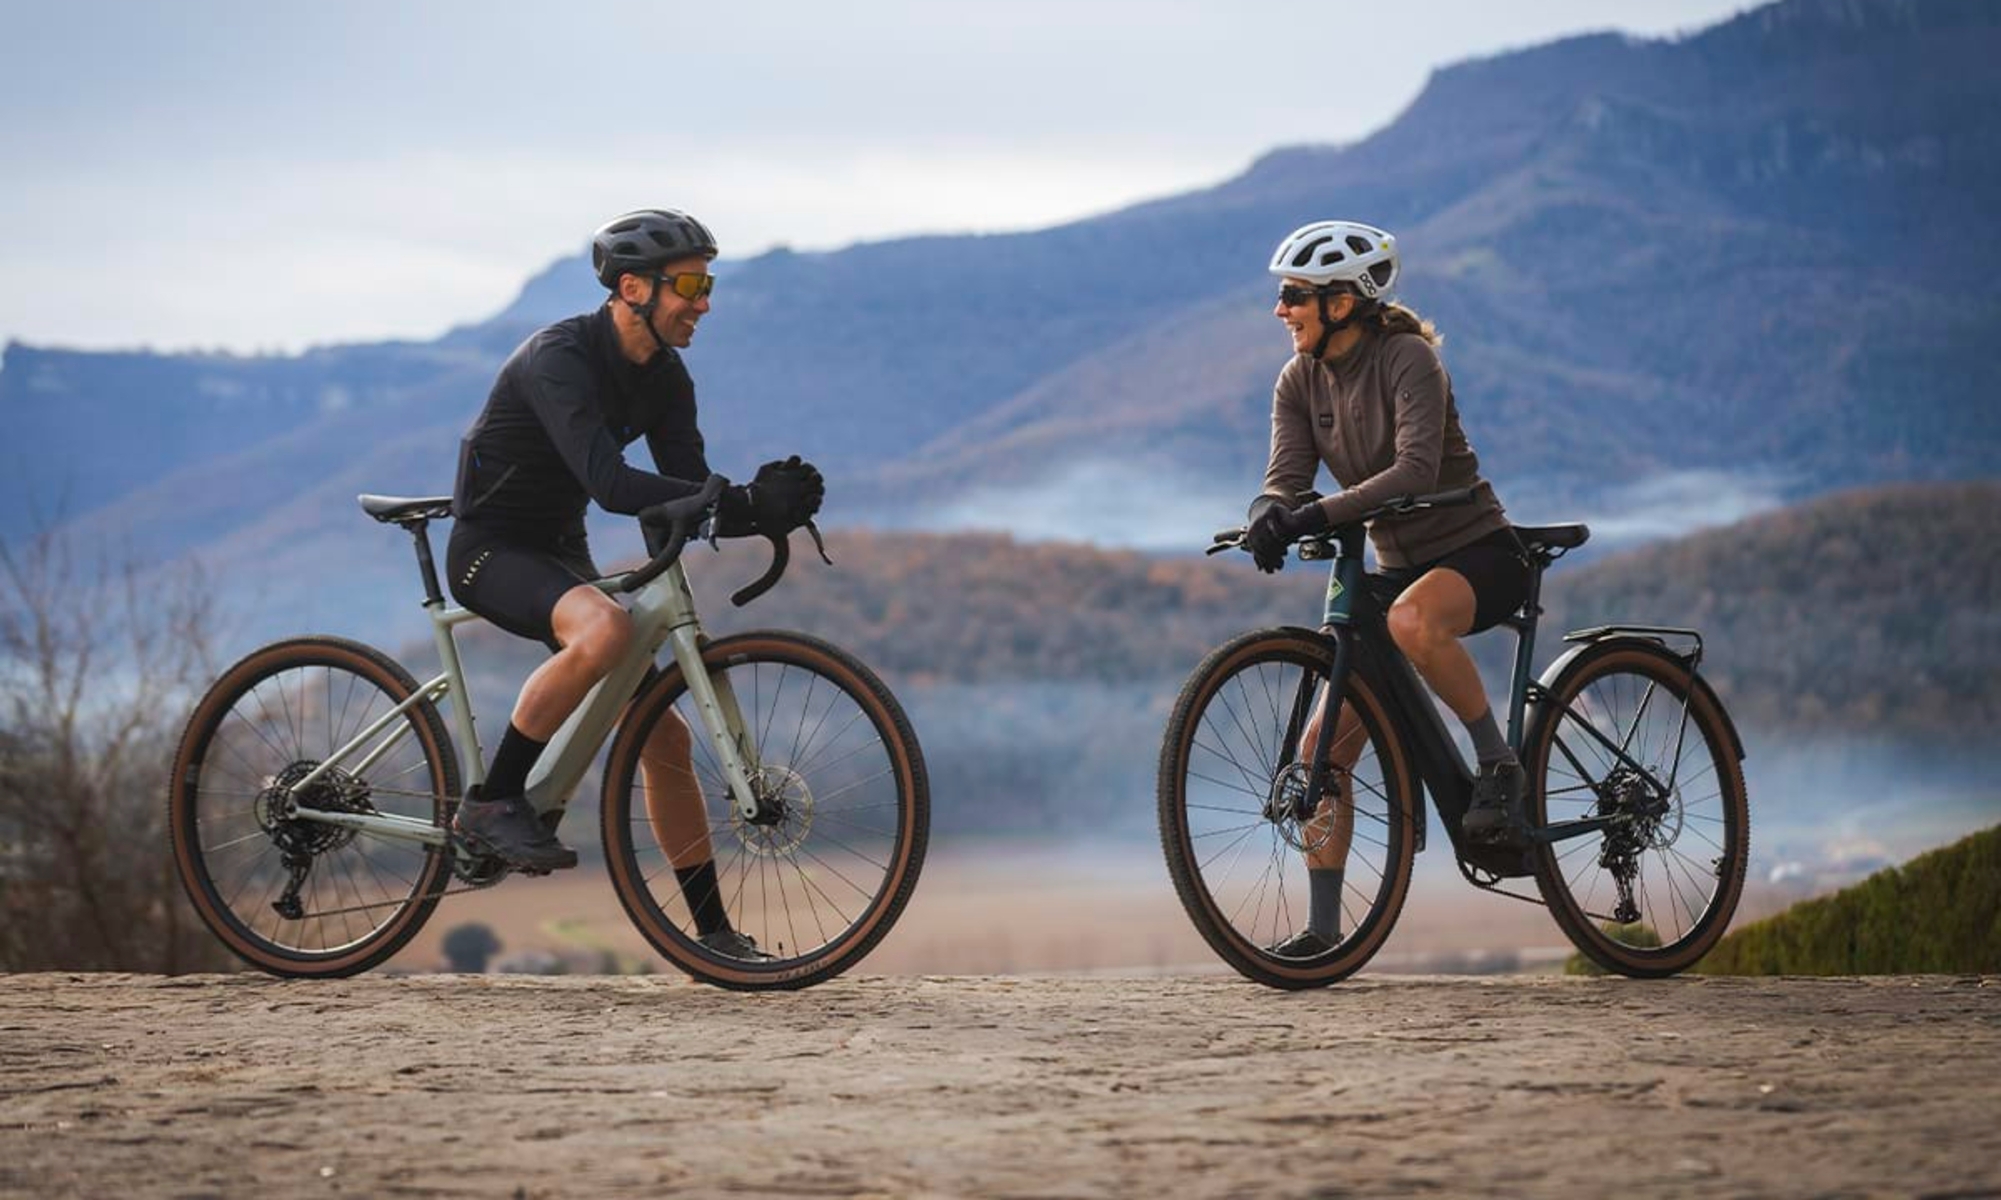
1527, 644, 1749, 977
601, 631, 927, 990
168, 636, 455, 977
1158, 628, 1418, 989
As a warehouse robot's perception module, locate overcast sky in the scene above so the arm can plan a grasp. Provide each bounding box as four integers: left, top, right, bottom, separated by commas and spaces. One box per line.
0, 0, 1755, 355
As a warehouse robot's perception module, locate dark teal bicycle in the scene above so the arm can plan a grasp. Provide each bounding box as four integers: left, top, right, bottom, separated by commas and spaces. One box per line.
1158, 490, 1750, 988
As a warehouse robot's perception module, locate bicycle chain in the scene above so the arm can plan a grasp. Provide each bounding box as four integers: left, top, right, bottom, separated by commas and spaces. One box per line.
282, 842, 526, 921
292, 875, 513, 920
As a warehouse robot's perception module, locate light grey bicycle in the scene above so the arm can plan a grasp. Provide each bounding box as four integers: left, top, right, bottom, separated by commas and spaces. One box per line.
169, 477, 928, 989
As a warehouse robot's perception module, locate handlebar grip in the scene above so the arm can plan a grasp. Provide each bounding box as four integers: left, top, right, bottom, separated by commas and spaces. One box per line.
621, 475, 728, 594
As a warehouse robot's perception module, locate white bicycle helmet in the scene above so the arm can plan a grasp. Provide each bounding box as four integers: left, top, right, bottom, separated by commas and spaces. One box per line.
1268, 221, 1399, 299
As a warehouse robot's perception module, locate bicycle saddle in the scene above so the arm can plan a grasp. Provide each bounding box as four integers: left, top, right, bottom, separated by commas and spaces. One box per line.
1513, 523, 1590, 557
358, 494, 453, 526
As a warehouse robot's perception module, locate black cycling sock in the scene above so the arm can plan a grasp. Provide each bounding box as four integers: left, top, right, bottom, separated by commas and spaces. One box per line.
674, 860, 729, 937
485, 722, 548, 800
1464, 709, 1515, 768
1308, 867, 1344, 942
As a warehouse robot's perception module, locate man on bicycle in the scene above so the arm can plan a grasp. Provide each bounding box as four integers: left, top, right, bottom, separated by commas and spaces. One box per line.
445, 208, 823, 959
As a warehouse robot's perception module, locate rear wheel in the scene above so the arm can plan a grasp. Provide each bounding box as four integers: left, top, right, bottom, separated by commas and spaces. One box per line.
601, 631, 928, 989
1158, 628, 1419, 989
168, 636, 456, 977
1525, 641, 1749, 977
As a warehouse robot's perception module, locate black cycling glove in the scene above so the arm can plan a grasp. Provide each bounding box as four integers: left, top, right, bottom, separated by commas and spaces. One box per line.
714, 456, 826, 538
1243, 495, 1331, 573
755, 455, 825, 527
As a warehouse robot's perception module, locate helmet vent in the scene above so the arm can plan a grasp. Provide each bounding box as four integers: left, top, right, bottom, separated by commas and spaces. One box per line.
1289, 236, 1334, 269
1346, 235, 1375, 256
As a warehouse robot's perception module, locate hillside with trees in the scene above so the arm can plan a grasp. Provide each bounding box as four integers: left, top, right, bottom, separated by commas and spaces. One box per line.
1540, 481, 2000, 743
443, 481, 1999, 750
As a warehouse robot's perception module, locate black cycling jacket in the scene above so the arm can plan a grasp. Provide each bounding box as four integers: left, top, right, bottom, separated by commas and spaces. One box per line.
452, 305, 711, 540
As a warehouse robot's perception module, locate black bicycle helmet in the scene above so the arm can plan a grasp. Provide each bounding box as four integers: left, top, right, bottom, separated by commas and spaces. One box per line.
591, 209, 719, 289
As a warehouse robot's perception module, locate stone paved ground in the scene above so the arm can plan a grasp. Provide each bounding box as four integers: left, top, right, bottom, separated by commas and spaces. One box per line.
2, 972, 1997, 1198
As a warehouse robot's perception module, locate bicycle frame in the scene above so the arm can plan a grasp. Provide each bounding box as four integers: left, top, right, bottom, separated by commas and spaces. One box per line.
1295, 527, 1666, 861
276, 554, 764, 849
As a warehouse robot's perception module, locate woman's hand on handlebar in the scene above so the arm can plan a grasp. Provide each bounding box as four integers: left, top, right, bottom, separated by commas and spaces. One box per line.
1242, 497, 1331, 573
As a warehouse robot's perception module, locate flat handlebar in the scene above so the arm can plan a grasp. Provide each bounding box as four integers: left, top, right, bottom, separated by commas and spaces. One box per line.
1207, 487, 1477, 556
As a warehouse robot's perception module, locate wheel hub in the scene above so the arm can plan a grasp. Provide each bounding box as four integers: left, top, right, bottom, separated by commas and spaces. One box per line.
1265, 763, 1338, 854
730, 765, 813, 857
256, 760, 371, 858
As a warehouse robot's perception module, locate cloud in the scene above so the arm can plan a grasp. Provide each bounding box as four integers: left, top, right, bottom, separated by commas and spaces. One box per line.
0, 0, 1762, 352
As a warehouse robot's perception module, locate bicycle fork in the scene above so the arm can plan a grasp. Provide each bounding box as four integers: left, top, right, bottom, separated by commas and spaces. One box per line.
662, 623, 767, 824
1291, 529, 1368, 828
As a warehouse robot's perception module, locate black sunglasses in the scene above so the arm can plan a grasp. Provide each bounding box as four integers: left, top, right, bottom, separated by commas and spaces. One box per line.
1277, 284, 1328, 307
655, 272, 715, 301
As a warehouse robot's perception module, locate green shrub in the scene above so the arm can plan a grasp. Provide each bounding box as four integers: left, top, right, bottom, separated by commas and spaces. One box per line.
1695, 824, 2001, 975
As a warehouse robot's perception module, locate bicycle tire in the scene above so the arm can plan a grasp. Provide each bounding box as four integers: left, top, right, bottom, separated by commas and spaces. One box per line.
1158, 627, 1419, 989
601, 631, 928, 989
168, 636, 458, 977
1523, 639, 1749, 977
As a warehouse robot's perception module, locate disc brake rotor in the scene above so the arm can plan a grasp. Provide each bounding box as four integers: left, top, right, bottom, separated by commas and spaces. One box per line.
729, 764, 813, 857
1265, 763, 1340, 854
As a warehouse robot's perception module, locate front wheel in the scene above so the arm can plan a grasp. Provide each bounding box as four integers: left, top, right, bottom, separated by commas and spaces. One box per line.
601, 631, 928, 989
168, 636, 457, 977
1524, 639, 1749, 977
1158, 628, 1419, 989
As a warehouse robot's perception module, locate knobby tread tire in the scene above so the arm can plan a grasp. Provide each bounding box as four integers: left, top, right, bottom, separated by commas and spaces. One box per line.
601, 631, 928, 990
168, 635, 457, 978
1158, 627, 1418, 989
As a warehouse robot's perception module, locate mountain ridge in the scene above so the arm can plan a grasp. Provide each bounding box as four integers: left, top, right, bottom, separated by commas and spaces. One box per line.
4, 0, 1995, 606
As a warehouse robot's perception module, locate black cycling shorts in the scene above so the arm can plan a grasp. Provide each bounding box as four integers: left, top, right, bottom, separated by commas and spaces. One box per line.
446, 521, 601, 650
1372, 526, 1533, 636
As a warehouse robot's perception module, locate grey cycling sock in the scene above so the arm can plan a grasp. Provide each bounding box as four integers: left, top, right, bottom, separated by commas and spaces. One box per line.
1308, 867, 1344, 941
1464, 709, 1514, 768
485, 722, 548, 799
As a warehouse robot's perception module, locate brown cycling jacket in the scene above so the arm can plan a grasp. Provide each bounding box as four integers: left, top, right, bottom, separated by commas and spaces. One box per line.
1260, 329, 1509, 569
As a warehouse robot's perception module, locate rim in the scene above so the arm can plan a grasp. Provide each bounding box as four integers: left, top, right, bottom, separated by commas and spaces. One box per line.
616, 653, 909, 970
184, 662, 443, 959
1537, 659, 1737, 957
1179, 649, 1403, 964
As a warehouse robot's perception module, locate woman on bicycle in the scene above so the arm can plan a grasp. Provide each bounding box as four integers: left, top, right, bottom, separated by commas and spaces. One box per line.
1246, 220, 1531, 957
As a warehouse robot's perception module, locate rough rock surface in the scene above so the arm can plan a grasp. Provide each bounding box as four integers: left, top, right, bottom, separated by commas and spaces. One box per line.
2, 972, 1996, 1198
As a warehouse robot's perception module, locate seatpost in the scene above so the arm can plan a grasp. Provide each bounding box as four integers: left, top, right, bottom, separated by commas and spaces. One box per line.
408, 521, 445, 607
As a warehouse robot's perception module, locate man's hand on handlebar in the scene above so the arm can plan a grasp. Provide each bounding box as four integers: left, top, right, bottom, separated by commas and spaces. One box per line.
713, 455, 826, 538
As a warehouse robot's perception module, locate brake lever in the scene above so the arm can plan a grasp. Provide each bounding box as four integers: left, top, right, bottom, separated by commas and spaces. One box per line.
803, 519, 833, 566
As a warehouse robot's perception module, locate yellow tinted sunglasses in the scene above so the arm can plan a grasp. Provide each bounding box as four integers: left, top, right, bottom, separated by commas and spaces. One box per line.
655, 272, 715, 301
